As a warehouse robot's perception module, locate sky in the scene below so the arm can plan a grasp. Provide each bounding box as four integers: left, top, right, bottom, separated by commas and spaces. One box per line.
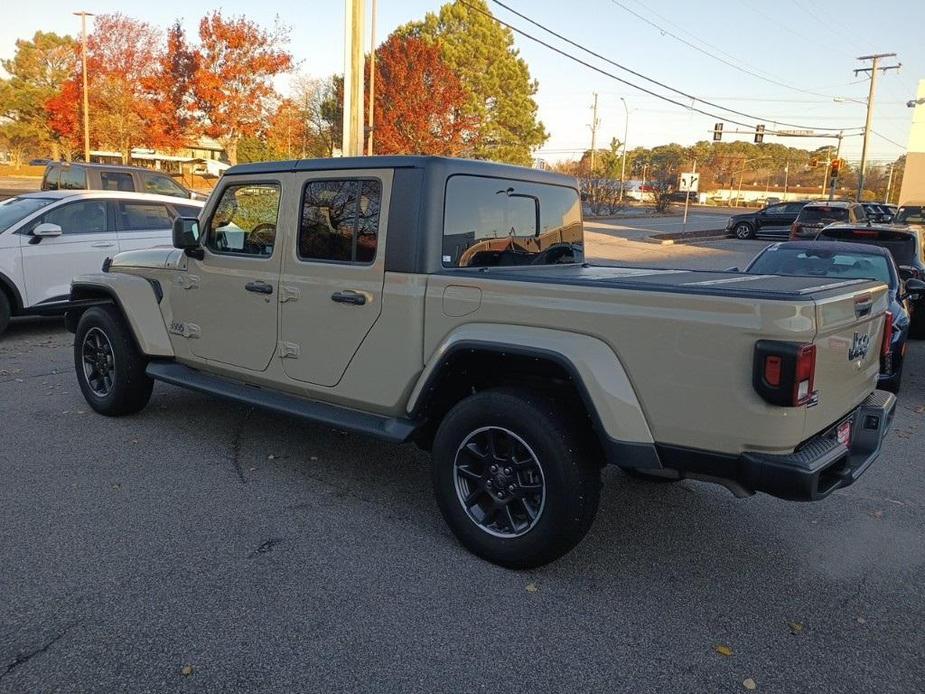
3, 0, 922, 164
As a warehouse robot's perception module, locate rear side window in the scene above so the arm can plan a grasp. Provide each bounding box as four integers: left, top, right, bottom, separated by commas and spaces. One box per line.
116, 201, 174, 231
100, 171, 135, 192
443, 175, 583, 268
58, 166, 87, 190
42, 165, 60, 191
896, 206, 925, 225
298, 179, 381, 264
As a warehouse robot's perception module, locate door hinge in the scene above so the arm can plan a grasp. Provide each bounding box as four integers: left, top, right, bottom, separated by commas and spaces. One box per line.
279, 285, 301, 303
174, 274, 199, 290
278, 341, 300, 359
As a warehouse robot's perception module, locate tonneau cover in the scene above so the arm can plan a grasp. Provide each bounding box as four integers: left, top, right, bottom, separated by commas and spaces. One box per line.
456, 264, 879, 301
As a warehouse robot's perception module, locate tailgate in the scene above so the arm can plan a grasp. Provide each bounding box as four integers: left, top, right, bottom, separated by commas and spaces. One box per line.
808, 284, 887, 435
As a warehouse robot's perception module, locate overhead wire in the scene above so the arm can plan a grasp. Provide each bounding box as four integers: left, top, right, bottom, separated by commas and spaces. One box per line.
486, 0, 858, 132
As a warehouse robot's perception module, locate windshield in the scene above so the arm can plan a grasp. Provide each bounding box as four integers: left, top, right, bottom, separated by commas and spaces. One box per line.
748, 246, 895, 287
895, 206, 925, 225
0, 196, 56, 231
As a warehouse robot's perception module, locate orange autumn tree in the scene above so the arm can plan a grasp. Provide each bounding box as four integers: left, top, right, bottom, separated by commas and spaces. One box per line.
373, 34, 474, 156
194, 12, 292, 165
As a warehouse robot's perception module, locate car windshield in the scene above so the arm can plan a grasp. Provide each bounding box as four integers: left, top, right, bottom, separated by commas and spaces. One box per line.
800, 206, 849, 223
895, 206, 925, 225
0, 196, 56, 231
748, 247, 894, 287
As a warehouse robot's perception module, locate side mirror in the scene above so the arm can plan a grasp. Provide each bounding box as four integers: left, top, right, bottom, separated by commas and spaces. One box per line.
172, 217, 203, 258
33, 222, 63, 238
903, 277, 925, 301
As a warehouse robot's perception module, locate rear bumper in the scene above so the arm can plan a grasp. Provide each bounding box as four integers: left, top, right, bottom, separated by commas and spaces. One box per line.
620, 391, 896, 501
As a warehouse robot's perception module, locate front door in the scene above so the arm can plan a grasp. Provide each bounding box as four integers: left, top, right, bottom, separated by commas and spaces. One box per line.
20, 199, 117, 306
278, 170, 391, 387
181, 180, 284, 372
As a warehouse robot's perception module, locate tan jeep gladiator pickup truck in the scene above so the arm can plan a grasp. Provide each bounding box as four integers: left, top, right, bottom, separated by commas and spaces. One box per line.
65, 156, 896, 568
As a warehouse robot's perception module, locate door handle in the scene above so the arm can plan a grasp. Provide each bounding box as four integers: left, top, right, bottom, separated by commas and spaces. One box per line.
331, 290, 367, 306
245, 280, 274, 295
91, 242, 116, 248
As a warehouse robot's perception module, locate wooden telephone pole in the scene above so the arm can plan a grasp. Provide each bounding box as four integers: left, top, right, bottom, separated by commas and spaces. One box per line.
342, 0, 365, 157
854, 53, 901, 200
74, 11, 94, 162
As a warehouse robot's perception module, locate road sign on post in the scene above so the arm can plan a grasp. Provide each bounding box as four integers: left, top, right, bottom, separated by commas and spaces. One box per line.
679, 172, 700, 193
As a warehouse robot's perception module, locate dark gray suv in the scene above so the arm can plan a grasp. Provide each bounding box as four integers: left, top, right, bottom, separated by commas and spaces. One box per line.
789, 201, 868, 240
41, 162, 207, 201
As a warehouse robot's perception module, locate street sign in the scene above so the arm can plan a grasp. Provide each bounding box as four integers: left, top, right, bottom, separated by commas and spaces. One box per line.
776, 129, 815, 136
679, 172, 700, 193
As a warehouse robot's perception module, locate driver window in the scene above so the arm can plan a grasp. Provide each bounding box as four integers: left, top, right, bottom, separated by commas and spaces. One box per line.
206, 183, 280, 258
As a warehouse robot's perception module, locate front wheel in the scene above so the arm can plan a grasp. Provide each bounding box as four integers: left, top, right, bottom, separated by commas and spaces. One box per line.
431, 388, 601, 569
74, 306, 153, 416
734, 222, 755, 240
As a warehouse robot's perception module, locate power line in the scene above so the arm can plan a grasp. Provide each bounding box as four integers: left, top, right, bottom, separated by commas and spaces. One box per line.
608, 0, 853, 100
871, 129, 906, 149
488, 0, 856, 132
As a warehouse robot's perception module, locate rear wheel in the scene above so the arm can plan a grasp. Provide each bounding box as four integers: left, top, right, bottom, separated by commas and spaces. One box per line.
431, 388, 601, 569
74, 306, 153, 416
734, 222, 755, 240
0, 291, 10, 337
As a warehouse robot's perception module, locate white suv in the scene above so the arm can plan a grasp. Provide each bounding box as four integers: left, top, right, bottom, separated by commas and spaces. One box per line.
0, 190, 204, 336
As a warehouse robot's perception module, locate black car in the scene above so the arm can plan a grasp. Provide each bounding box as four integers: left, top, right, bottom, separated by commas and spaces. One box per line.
725, 201, 809, 240
740, 241, 925, 393
816, 223, 925, 338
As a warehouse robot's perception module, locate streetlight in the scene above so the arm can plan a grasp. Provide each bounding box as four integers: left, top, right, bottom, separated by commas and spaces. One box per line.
908, 97, 925, 108
74, 11, 94, 163
619, 97, 629, 202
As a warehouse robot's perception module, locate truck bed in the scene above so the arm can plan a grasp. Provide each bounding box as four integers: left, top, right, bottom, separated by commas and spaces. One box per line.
462, 264, 879, 301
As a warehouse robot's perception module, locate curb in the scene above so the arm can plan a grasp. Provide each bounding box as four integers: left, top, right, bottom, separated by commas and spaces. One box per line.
646, 229, 728, 245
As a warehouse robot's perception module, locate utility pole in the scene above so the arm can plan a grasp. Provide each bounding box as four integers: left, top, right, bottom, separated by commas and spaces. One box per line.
783, 162, 789, 198
342, 0, 365, 157
366, 0, 377, 156
74, 11, 93, 162
884, 162, 895, 203
619, 97, 628, 202
829, 131, 844, 201
854, 53, 901, 201
821, 147, 832, 199
588, 93, 600, 173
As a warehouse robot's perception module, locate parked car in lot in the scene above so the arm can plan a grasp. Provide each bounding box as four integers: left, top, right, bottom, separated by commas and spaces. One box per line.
789, 201, 868, 239
726, 200, 809, 239
737, 241, 925, 393
41, 162, 208, 202
815, 222, 925, 337
0, 190, 203, 336
894, 202, 925, 228
62, 155, 896, 568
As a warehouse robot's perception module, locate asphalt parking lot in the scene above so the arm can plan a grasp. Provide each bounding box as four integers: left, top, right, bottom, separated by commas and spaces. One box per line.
2, 233, 924, 693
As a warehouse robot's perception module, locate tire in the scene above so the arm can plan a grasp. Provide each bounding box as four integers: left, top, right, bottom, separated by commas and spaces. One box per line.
74, 305, 153, 416
431, 387, 602, 569
734, 222, 755, 240
909, 309, 925, 340
0, 291, 10, 337
619, 466, 679, 483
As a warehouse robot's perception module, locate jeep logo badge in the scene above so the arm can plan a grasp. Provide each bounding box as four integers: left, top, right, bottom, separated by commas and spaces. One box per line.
848, 332, 871, 361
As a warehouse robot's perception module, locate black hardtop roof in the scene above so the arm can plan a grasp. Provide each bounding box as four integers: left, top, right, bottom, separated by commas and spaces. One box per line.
225, 155, 577, 187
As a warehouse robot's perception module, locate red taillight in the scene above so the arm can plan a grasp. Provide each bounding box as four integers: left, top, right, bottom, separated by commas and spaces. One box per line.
764, 356, 782, 387
881, 311, 893, 358
853, 229, 879, 237
794, 344, 816, 406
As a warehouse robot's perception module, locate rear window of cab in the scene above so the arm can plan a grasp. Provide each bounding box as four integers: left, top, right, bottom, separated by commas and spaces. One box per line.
442, 175, 583, 268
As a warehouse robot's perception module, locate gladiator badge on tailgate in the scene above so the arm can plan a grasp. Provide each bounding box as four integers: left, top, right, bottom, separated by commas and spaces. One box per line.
848, 331, 871, 361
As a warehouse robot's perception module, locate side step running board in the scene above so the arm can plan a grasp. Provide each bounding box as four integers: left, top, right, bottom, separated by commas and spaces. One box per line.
145, 361, 418, 443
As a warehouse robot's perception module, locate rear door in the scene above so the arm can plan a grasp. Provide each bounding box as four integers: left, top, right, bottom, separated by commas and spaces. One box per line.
758, 203, 792, 237
19, 199, 116, 305
98, 170, 136, 193
277, 169, 391, 387
113, 199, 176, 251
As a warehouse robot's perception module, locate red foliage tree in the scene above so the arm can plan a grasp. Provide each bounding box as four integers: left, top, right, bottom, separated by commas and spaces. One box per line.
194, 12, 292, 164
373, 34, 475, 156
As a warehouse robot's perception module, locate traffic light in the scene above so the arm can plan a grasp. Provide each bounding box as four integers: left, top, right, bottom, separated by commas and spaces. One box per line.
809, 158, 819, 167
713, 123, 723, 141
830, 159, 841, 178
754, 124, 765, 144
